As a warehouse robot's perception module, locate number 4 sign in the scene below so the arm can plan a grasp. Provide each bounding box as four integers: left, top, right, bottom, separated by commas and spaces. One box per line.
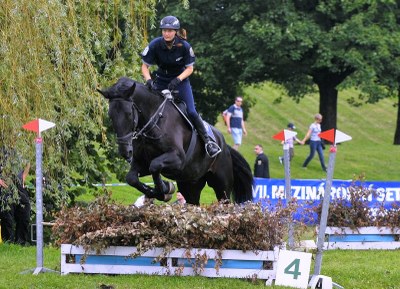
275, 250, 312, 288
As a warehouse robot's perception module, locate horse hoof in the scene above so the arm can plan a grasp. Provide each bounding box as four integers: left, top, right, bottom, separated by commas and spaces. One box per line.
162, 182, 175, 202
170, 182, 176, 194
167, 181, 176, 195
164, 193, 173, 202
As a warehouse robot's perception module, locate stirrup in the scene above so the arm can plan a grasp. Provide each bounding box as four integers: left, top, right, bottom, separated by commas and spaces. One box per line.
205, 141, 222, 158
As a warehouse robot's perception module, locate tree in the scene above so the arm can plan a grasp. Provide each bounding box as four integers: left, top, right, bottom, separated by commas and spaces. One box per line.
340, 2, 400, 144
231, 0, 400, 132
0, 0, 156, 206
157, 0, 400, 134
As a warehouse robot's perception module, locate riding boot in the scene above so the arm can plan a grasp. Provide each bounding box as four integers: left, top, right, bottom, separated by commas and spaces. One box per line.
191, 115, 222, 158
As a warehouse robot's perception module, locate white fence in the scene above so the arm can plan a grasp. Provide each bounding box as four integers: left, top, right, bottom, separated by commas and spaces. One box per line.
61, 244, 280, 281
324, 226, 400, 250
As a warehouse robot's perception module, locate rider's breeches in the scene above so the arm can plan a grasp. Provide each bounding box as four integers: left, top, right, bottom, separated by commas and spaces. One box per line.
155, 75, 198, 120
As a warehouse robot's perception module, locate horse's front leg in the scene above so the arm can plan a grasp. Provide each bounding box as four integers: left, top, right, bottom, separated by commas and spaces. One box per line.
151, 172, 175, 202
148, 151, 183, 202
125, 159, 159, 199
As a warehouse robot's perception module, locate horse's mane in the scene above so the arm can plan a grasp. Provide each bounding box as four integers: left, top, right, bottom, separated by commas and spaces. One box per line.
112, 77, 164, 100
106, 77, 136, 100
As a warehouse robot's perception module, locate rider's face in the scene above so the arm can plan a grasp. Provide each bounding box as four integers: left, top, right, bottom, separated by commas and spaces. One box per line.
162, 29, 177, 42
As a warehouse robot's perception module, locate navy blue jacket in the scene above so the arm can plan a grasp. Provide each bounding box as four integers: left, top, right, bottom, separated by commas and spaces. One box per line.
141, 36, 195, 77
254, 153, 270, 178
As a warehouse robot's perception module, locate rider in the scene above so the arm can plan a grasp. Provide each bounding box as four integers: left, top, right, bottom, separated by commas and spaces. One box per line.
141, 15, 221, 158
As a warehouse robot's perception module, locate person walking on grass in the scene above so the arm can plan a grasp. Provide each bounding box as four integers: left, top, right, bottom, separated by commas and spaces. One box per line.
300, 113, 327, 172
226, 96, 247, 150
279, 123, 302, 165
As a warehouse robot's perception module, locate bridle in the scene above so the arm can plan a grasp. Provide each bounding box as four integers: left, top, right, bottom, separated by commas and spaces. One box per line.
109, 98, 139, 148
109, 92, 170, 145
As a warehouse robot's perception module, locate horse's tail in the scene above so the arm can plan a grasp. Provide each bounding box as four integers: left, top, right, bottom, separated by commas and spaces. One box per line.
229, 146, 254, 203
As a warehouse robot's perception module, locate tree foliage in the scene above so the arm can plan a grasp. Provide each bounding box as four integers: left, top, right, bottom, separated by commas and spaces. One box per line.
0, 0, 156, 206
158, 0, 400, 133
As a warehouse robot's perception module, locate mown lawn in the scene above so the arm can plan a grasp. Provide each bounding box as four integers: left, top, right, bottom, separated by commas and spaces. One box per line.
0, 244, 400, 289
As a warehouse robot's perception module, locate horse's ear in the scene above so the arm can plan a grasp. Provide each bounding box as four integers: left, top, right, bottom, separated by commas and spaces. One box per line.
127, 82, 136, 97
97, 88, 109, 99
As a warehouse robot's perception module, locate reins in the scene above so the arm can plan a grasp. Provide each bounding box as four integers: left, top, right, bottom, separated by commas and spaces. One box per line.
111, 91, 170, 142
132, 94, 169, 140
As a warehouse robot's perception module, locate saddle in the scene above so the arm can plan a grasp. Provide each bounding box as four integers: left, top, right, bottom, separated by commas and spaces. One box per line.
161, 90, 217, 141
159, 90, 220, 160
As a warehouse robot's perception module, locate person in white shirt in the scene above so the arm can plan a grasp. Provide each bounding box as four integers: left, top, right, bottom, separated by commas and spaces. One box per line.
300, 114, 327, 172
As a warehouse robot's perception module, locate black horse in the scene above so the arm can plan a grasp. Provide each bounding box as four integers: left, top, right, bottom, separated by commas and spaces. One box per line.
98, 77, 253, 205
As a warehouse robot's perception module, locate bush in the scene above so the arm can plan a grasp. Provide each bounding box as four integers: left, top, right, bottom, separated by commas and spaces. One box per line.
313, 182, 400, 230
52, 195, 302, 254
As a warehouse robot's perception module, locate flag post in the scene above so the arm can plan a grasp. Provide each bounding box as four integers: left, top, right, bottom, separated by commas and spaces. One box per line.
308, 129, 351, 289
273, 129, 298, 249
22, 118, 58, 275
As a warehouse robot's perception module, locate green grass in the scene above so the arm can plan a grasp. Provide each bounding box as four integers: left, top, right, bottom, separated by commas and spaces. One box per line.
1, 244, 400, 288
231, 83, 399, 181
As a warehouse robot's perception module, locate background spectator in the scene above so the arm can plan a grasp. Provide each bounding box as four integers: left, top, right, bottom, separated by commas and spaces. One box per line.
253, 144, 270, 178
0, 160, 31, 245
301, 113, 327, 172
279, 123, 302, 164
226, 96, 247, 150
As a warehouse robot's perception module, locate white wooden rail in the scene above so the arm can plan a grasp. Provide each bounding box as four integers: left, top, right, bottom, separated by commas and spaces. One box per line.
323, 226, 400, 250
61, 244, 280, 282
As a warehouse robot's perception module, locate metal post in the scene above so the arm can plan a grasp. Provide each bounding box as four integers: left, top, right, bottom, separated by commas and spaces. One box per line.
22, 135, 58, 275
21, 118, 58, 275
314, 145, 336, 275
33, 137, 44, 274
283, 143, 294, 249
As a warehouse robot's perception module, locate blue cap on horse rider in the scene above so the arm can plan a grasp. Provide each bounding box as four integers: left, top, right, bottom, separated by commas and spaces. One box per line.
159, 15, 180, 30
141, 15, 221, 158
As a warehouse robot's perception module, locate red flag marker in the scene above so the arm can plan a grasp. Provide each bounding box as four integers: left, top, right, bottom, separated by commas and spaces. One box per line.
22, 119, 40, 133
319, 129, 335, 143
273, 130, 285, 141
23, 119, 56, 134
273, 129, 298, 142
319, 129, 352, 145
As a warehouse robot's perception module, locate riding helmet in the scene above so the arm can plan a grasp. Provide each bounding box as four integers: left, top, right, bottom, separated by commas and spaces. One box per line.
160, 16, 180, 30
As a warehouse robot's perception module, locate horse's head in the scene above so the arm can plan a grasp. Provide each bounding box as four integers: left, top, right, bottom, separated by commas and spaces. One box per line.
97, 77, 137, 162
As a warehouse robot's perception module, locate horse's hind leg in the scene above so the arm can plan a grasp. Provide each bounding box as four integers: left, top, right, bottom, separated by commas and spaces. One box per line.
177, 178, 206, 205
206, 170, 234, 202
